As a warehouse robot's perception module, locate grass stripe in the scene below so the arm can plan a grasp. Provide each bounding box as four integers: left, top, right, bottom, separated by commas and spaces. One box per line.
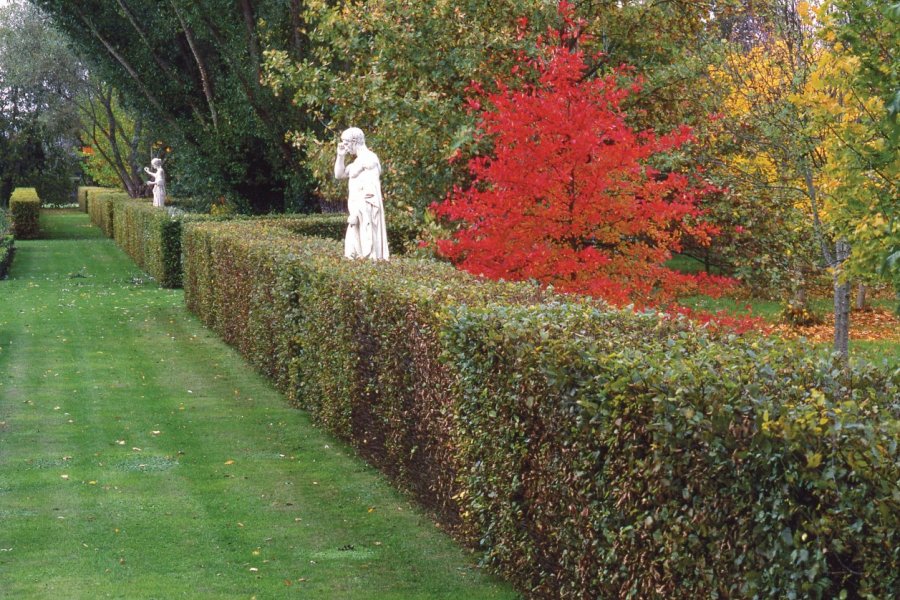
0, 211, 517, 599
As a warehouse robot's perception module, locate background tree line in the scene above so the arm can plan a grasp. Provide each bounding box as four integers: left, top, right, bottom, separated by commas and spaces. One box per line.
7, 0, 898, 355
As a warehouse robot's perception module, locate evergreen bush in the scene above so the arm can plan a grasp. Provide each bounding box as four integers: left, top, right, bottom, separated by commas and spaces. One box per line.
0, 209, 14, 277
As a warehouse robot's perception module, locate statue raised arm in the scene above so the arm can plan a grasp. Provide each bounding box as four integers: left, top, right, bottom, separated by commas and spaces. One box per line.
144, 158, 166, 208
334, 128, 389, 260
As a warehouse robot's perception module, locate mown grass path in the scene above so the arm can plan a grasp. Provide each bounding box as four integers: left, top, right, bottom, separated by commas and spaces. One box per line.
0, 211, 517, 599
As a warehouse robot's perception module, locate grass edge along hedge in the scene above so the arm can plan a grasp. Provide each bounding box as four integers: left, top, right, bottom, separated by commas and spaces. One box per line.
9, 188, 40, 240
181, 220, 900, 599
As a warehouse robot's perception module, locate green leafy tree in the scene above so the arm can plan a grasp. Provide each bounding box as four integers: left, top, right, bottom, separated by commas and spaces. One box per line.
802, 0, 899, 305
262, 0, 552, 249
0, 1, 85, 207
77, 81, 156, 197
33, 0, 317, 212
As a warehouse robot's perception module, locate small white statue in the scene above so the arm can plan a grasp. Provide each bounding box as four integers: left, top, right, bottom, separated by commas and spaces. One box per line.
144, 158, 167, 207
334, 128, 389, 261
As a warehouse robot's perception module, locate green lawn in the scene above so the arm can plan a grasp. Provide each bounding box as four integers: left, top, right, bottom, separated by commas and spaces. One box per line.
0, 211, 518, 598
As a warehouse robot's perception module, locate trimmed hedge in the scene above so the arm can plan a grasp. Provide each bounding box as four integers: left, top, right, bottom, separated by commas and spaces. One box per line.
88, 190, 126, 238
96, 190, 347, 288
446, 305, 899, 598
253, 214, 348, 241
0, 210, 13, 278
183, 219, 900, 599
9, 188, 40, 239
79, 186, 116, 213
113, 199, 184, 288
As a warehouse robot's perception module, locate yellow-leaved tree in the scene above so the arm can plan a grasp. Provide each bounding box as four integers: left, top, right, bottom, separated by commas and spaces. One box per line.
795, 0, 899, 319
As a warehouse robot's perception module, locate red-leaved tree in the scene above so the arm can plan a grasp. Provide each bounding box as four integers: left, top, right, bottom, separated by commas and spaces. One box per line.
433, 14, 736, 307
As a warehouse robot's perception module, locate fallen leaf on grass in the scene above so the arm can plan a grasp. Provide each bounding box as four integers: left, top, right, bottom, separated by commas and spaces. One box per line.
224, 460, 235, 465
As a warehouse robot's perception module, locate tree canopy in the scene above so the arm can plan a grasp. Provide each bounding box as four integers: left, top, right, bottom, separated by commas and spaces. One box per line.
32, 0, 316, 212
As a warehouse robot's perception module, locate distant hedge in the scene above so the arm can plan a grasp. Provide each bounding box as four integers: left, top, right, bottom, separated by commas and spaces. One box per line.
87, 190, 125, 238
93, 191, 347, 288
0, 210, 14, 278
78, 186, 116, 213
183, 220, 900, 599
113, 198, 184, 288
9, 188, 40, 239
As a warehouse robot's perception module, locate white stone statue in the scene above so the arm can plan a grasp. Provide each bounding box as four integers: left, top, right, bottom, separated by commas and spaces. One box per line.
144, 158, 167, 208
334, 128, 389, 261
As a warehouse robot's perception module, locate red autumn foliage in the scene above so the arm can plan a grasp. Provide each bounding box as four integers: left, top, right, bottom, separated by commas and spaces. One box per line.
432, 13, 736, 307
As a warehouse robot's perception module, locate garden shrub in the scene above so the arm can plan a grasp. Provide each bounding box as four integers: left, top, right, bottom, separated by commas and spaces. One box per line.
78, 186, 116, 213
252, 214, 348, 241
182, 219, 900, 599
445, 304, 899, 598
113, 199, 184, 288
88, 190, 126, 238
9, 188, 41, 239
0, 210, 14, 278
109, 199, 347, 289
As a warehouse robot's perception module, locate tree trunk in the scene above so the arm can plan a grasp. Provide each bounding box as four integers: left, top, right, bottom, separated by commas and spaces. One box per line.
833, 240, 851, 361
855, 283, 866, 311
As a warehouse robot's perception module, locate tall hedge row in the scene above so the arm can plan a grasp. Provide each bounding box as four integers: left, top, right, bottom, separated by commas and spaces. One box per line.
113, 199, 184, 288
445, 304, 899, 598
9, 188, 41, 239
78, 186, 116, 213
87, 190, 124, 238
90, 189, 348, 288
0, 210, 14, 278
182, 220, 900, 599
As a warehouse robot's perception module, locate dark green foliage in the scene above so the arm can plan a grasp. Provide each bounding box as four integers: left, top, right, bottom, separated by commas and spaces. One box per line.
182, 220, 899, 599
252, 214, 348, 242
32, 158, 77, 205
33, 1, 317, 213
9, 188, 40, 239
445, 305, 899, 598
113, 198, 184, 288
0, 3, 84, 211
0, 209, 13, 277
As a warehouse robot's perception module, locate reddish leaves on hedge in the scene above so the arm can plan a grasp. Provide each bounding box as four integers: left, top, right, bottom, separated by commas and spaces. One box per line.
433, 8, 735, 307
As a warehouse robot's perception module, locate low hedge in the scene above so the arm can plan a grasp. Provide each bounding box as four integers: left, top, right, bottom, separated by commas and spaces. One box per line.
9, 188, 40, 239
183, 220, 900, 598
88, 190, 126, 238
253, 213, 348, 241
0, 210, 13, 278
79, 186, 117, 213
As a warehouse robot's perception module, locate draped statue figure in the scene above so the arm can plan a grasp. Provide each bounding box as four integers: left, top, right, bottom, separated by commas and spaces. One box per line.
334, 128, 389, 261
144, 158, 166, 208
